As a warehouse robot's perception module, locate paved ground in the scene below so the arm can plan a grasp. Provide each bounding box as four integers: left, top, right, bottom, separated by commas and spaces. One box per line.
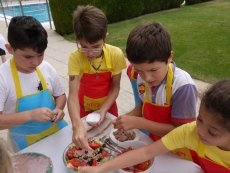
0, 21, 211, 140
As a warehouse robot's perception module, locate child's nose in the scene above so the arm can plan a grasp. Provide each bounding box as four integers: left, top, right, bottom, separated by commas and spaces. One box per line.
144, 73, 152, 83
198, 126, 207, 137
32, 57, 41, 66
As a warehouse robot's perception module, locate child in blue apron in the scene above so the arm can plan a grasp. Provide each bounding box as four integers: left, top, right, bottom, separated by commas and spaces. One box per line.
113, 22, 198, 160
79, 79, 230, 173
0, 16, 67, 151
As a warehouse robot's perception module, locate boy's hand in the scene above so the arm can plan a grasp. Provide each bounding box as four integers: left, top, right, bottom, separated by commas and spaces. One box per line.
72, 123, 92, 151
95, 110, 106, 125
51, 108, 65, 123
113, 115, 138, 131
30, 108, 55, 122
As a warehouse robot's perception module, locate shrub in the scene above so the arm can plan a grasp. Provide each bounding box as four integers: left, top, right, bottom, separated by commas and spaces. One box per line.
186, 0, 213, 5
49, 0, 184, 35
100, 0, 144, 23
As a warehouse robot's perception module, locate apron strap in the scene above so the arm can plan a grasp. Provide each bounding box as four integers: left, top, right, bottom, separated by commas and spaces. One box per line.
145, 82, 151, 102
10, 59, 23, 98
166, 63, 173, 105
144, 63, 173, 105
130, 65, 136, 79
103, 45, 112, 69
10, 58, 48, 98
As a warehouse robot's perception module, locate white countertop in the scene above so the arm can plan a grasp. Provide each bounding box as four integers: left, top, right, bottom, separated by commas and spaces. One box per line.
20, 114, 203, 173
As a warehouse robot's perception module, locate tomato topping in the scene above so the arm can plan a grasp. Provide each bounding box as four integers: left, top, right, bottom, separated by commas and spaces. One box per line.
134, 160, 152, 171
89, 140, 101, 149
92, 159, 98, 166
101, 150, 110, 157
66, 148, 77, 159
67, 158, 79, 168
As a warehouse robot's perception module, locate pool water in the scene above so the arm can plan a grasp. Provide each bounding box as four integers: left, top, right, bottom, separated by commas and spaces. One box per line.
0, 3, 52, 23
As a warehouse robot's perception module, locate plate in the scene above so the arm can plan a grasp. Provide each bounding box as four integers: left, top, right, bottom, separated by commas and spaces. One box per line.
13, 152, 53, 173
63, 138, 112, 173
109, 128, 139, 145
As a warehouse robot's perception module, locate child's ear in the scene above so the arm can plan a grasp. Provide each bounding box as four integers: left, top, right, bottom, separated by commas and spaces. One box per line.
104, 32, 109, 41
168, 51, 174, 63
5, 44, 14, 54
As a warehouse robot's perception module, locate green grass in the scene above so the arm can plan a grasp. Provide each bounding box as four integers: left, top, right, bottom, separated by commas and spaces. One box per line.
65, 0, 230, 84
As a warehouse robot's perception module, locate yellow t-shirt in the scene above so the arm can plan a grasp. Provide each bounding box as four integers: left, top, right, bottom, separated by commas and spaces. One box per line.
68, 44, 126, 78
162, 121, 230, 168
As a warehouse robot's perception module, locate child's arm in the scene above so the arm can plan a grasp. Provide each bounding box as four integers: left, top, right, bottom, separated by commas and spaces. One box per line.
67, 75, 91, 150
0, 108, 56, 129
52, 93, 66, 122
78, 140, 169, 173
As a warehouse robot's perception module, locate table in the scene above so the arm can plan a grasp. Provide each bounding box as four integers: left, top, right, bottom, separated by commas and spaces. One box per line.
20, 114, 203, 173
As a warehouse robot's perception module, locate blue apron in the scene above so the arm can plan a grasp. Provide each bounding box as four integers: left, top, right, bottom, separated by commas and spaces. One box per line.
9, 59, 67, 150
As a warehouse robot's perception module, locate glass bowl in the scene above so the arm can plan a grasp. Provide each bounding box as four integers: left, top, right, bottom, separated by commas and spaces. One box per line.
115, 141, 154, 173
63, 138, 111, 173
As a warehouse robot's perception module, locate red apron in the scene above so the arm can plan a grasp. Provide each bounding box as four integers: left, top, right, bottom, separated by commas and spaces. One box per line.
142, 63, 173, 141
78, 71, 118, 117
190, 145, 230, 173
142, 64, 192, 160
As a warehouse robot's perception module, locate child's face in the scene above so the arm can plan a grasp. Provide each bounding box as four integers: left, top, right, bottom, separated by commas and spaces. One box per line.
132, 60, 171, 87
77, 39, 104, 60
6, 44, 44, 73
197, 104, 230, 150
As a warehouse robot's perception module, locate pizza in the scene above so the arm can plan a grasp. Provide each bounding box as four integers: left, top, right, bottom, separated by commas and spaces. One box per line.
64, 139, 111, 171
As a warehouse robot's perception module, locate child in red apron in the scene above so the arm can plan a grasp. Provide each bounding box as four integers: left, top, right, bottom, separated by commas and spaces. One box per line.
67, 5, 126, 150
78, 79, 230, 173
114, 23, 197, 160
0, 16, 67, 151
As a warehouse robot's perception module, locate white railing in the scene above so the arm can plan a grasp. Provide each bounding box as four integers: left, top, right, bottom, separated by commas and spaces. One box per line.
0, 0, 53, 29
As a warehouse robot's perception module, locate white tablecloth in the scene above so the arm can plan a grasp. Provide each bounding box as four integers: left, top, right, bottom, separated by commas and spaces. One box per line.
20, 114, 203, 173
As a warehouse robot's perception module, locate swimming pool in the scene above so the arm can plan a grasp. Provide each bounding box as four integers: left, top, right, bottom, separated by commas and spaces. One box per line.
0, 3, 52, 23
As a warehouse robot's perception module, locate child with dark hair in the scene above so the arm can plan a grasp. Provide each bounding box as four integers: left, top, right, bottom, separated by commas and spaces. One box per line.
0, 16, 67, 151
114, 22, 198, 159
67, 5, 126, 150
79, 79, 230, 173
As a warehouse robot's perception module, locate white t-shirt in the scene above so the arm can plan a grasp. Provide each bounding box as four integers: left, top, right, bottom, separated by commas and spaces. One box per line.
0, 59, 65, 114
137, 62, 197, 121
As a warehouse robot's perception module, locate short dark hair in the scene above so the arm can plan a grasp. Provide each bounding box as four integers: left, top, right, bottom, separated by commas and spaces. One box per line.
126, 22, 171, 64
7, 16, 47, 53
72, 5, 107, 43
202, 79, 230, 131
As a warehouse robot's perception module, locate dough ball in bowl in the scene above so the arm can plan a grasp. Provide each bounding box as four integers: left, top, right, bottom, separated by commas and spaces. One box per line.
116, 141, 154, 173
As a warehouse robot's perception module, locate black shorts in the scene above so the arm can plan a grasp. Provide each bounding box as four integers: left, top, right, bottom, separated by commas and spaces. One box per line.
0, 48, 6, 56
